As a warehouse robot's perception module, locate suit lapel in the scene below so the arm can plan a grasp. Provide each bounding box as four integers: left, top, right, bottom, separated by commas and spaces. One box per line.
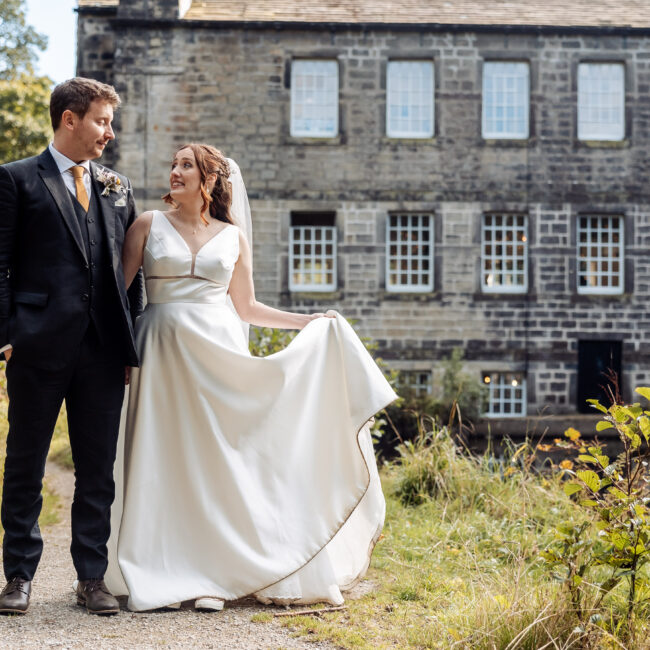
90, 162, 118, 269
37, 150, 88, 264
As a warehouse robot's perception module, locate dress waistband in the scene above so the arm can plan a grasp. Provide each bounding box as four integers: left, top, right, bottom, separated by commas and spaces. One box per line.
145, 276, 229, 305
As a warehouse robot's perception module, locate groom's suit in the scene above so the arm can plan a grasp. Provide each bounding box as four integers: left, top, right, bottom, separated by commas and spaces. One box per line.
0, 146, 143, 581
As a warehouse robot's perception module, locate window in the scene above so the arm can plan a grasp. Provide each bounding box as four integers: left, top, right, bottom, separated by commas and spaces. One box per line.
290, 60, 339, 138
482, 62, 529, 139
481, 214, 528, 293
578, 63, 625, 141
289, 213, 337, 292
386, 61, 434, 138
483, 372, 526, 417
399, 371, 432, 397
386, 214, 434, 292
577, 215, 624, 294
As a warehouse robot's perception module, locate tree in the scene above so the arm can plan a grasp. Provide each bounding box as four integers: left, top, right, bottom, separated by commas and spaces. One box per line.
0, 74, 51, 163
0, 0, 47, 79
0, 0, 52, 162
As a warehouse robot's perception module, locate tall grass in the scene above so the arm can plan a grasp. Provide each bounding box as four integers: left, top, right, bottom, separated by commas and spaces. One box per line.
280, 423, 650, 649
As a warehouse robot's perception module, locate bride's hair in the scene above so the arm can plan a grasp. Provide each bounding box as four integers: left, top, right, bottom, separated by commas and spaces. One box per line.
162, 143, 234, 224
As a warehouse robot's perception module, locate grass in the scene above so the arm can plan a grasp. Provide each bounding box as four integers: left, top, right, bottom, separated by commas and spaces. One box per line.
0, 362, 68, 533
279, 425, 650, 649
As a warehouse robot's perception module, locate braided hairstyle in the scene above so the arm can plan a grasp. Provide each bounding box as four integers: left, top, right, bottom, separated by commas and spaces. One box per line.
162, 143, 233, 225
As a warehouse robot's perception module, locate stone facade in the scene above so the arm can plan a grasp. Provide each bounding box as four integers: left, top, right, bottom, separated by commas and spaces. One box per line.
76, 1, 650, 428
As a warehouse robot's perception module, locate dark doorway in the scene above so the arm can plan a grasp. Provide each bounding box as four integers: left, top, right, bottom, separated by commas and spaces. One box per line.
577, 340, 622, 413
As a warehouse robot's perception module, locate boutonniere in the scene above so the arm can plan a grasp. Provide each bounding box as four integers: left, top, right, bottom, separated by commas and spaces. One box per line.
95, 167, 128, 206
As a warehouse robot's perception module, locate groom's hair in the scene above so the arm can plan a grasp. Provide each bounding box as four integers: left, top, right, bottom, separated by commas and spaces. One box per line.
50, 77, 121, 131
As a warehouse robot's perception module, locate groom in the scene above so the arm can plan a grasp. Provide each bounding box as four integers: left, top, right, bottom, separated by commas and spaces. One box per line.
0, 77, 143, 615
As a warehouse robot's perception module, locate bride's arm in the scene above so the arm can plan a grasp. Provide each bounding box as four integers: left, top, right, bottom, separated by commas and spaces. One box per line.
229, 230, 332, 329
122, 211, 154, 289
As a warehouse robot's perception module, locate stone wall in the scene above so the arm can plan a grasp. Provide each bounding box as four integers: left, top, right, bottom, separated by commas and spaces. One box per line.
77, 5, 650, 419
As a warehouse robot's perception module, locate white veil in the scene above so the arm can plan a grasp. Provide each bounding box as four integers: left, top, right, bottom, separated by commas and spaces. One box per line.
226, 158, 253, 343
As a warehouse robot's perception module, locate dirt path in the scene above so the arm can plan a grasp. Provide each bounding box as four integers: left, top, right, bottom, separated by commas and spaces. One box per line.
0, 462, 339, 649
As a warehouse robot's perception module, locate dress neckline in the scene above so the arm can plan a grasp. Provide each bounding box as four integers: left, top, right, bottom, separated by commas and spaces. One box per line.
156, 210, 232, 259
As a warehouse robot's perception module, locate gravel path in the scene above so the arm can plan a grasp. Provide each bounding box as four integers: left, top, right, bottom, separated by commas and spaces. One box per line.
0, 462, 339, 649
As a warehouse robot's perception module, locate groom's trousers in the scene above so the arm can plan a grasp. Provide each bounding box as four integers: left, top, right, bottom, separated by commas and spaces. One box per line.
1, 324, 125, 581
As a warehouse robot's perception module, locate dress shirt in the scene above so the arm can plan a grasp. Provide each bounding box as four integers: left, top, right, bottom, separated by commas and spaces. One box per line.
48, 142, 92, 200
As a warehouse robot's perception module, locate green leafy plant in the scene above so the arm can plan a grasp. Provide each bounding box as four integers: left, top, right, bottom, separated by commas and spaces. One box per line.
248, 325, 296, 357
542, 388, 650, 634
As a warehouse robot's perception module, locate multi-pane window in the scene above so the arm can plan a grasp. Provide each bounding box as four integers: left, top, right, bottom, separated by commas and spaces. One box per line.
482, 214, 528, 293
482, 62, 530, 139
289, 213, 337, 292
290, 60, 339, 138
399, 371, 432, 397
483, 372, 526, 417
578, 63, 625, 141
386, 61, 434, 138
386, 214, 434, 292
577, 215, 624, 294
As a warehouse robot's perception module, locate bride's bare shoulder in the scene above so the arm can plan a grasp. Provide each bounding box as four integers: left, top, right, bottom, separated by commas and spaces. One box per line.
234, 225, 249, 247
126, 210, 155, 239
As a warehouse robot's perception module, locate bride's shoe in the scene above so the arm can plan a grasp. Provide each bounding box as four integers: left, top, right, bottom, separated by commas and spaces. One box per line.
194, 597, 225, 611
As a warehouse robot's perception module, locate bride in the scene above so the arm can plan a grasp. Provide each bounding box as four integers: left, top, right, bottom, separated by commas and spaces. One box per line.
104, 143, 396, 612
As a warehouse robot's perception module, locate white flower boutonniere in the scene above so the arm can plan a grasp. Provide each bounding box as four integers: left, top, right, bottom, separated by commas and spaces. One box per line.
95, 167, 129, 206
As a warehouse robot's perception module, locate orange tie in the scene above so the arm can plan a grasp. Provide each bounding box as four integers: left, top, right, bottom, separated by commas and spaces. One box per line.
71, 166, 89, 211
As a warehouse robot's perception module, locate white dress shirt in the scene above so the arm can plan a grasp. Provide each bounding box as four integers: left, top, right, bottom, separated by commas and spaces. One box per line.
48, 142, 93, 199
1, 145, 93, 356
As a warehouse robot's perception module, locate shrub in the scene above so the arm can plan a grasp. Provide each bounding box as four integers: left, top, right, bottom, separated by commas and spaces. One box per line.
541, 387, 650, 640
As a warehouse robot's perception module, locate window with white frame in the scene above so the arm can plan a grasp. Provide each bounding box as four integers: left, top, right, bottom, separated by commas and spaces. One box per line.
289, 213, 337, 292
386, 214, 434, 292
482, 62, 529, 139
290, 60, 339, 138
483, 372, 526, 417
578, 63, 625, 141
482, 214, 528, 292
386, 61, 434, 138
577, 215, 624, 294
399, 370, 432, 397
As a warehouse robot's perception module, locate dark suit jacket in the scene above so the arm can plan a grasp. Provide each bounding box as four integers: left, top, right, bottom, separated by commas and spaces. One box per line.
0, 148, 144, 368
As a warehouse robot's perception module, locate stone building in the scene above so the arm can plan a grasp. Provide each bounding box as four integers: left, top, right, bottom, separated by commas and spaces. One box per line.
76, 0, 650, 433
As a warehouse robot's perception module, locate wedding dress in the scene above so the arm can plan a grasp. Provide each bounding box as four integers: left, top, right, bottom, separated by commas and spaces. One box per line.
105, 209, 397, 611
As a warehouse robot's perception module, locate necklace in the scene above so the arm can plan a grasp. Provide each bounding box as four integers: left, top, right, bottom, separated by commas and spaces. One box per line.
171, 212, 207, 235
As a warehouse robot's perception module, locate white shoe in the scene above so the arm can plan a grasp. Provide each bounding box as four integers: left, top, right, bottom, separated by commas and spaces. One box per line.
194, 597, 225, 611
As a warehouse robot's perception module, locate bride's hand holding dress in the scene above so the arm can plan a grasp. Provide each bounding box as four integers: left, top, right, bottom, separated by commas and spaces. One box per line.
105, 144, 397, 612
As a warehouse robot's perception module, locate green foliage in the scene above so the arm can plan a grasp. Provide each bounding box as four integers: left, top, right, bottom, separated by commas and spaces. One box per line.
0, 1, 52, 163
437, 347, 488, 425
248, 325, 296, 357
0, 0, 47, 79
541, 389, 650, 639
0, 73, 52, 163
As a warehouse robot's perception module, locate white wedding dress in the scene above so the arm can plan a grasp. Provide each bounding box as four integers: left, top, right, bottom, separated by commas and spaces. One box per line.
105, 210, 397, 611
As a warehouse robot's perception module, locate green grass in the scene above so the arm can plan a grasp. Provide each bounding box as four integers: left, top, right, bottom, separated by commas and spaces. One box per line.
280, 427, 650, 649
0, 362, 68, 533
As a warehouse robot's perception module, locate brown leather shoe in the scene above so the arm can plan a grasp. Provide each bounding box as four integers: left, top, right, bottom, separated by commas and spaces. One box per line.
0, 577, 31, 614
76, 579, 119, 615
